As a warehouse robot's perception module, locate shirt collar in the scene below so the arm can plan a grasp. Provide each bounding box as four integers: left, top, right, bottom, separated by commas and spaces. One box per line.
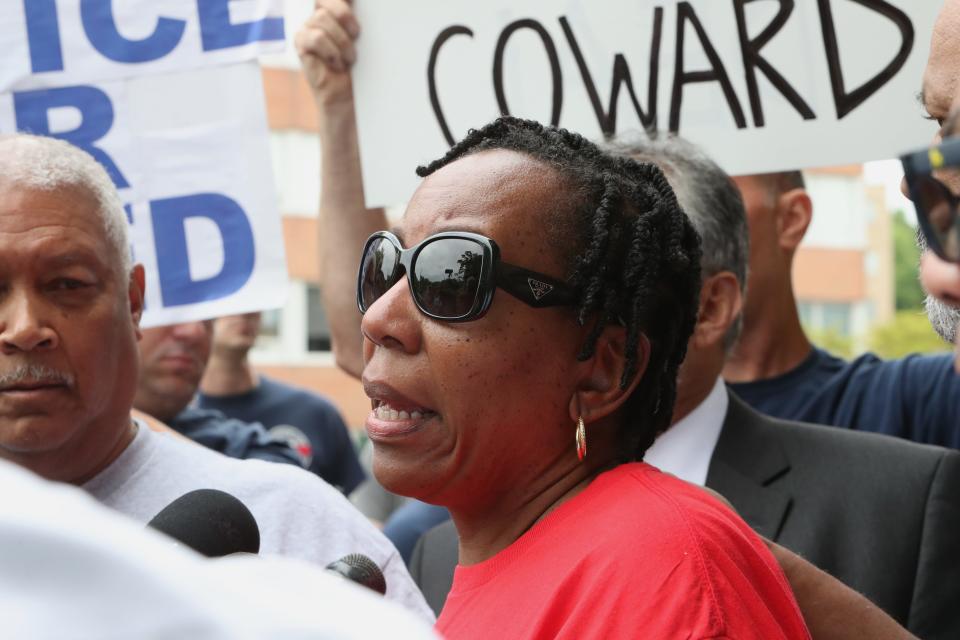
643, 377, 728, 486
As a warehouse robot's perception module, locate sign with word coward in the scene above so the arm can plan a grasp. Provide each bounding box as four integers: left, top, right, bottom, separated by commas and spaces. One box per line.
0, 0, 288, 327
353, 0, 939, 208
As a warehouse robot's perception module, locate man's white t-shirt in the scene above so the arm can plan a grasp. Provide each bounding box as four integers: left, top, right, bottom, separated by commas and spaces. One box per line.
82, 424, 433, 620
1, 458, 438, 639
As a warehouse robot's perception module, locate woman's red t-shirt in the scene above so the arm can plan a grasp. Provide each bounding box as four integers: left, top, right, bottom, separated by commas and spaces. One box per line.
436, 463, 809, 640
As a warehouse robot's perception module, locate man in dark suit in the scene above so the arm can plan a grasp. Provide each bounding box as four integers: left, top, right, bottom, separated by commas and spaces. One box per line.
409, 137, 960, 639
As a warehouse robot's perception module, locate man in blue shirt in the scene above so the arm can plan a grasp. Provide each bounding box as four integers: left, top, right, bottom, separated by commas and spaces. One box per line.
911, 0, 960, 370
723, 172, 960, 448
198, 313, 365, 494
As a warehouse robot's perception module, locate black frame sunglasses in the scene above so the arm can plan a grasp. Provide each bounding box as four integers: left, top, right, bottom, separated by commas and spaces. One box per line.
901, 137, 960, 263
357, 230, 579, 322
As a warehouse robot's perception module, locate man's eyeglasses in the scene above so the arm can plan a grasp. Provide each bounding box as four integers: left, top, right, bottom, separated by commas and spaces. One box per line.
901, 137, 960, 263
357, 231, 579, 322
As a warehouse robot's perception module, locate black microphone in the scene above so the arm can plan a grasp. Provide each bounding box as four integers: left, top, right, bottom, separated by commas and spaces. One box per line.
147, 489, 260, 557
325, 554, 387, 595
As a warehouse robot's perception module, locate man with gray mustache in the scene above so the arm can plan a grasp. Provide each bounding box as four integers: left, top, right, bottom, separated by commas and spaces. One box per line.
0, 132, 432, 618
0, 136, 144, 484
0, 365, 74, 393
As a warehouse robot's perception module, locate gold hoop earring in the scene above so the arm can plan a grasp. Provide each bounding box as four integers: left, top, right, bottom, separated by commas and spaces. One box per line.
575, 416, 587, 461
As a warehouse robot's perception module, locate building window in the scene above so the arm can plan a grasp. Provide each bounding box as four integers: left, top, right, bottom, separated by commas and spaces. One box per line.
306, 285, 332, 352
822, 302, 852, 337
797, 301, 814, 326
259, 308, 281, 338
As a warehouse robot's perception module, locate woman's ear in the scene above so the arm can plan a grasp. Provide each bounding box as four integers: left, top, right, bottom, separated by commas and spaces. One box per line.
569, 325, 650, 424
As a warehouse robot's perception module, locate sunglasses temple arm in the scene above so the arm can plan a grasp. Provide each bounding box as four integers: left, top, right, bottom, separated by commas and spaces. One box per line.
495, 262, 580, 308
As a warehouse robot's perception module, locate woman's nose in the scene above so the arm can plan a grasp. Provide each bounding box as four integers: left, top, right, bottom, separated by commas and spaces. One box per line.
360, 277, 424, 356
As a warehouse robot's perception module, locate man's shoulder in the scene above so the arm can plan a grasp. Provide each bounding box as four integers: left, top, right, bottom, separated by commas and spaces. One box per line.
169, 406, 268, 439
151, 428, 332, 494
169, 405, 231, 428
148, 430, 374, 534
807, 349, 959, 401
726, 394, 953, 468
720, 394, 960, 509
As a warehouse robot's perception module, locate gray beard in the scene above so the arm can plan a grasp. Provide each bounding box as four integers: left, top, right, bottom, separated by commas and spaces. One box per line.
925, 294, 960, 343
916, 231, 959, 343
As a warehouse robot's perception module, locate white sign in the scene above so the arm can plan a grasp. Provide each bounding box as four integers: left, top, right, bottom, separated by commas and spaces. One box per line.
353, 0, 940, 208
0, 0, 285, 91
0, 0, 288, 327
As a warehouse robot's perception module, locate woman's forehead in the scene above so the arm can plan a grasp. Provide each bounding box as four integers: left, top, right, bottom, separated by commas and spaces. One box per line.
400, 150, 565, 239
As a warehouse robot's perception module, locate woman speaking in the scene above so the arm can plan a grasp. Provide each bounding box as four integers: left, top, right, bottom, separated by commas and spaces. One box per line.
355, 117, 809, 640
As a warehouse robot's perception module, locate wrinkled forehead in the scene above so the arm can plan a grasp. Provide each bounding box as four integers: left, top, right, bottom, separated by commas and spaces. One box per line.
924, 2, 960, 120
0, 181, 101, 237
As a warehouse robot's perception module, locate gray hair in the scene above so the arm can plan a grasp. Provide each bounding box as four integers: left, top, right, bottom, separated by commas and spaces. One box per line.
605, 133, 749, 350
0, 133, 131, 275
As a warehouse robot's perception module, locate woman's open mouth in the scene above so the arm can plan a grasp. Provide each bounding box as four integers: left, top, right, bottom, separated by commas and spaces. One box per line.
366, 399, 439, 440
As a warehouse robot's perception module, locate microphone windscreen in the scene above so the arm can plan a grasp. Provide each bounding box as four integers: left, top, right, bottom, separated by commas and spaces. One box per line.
325, 554, 387, 595
147, 489, 260, 557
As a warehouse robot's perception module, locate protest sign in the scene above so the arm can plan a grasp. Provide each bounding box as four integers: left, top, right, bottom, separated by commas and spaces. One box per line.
0, 0, 288, 327
353, 0, 940, 208
0, 0, 285, 91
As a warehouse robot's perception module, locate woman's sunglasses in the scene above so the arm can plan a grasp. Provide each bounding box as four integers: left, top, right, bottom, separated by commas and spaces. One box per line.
357, 231, 579, 322
901, 137, 960, 263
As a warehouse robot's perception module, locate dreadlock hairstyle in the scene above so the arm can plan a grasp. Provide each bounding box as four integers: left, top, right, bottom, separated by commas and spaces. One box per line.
417, 117, 702, 461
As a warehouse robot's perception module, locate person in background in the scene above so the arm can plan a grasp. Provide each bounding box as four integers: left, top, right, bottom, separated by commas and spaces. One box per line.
293, 0, 453, 540
721, 1, 960, 448
906, 0, 960, 367
0, 132, 432, 619
720, 169, 960, 448
134, 320, 301, 466
198, 312, 366, 494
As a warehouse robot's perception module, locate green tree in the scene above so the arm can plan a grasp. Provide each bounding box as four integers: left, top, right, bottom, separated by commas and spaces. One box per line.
869, 310, 952, 359
804, 327, 854, 359
892, 210, 925, 310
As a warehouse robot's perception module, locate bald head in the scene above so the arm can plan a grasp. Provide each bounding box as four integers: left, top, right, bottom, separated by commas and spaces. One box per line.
922, 0, 960, 129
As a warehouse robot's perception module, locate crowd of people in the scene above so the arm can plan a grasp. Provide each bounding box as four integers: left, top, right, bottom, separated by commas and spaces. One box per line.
3, 0, 960, 638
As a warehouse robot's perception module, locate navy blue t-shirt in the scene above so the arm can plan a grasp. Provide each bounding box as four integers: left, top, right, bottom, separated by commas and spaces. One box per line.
197, 377, 366, 494
168, 406, 303, 467
729, 348, 960, 449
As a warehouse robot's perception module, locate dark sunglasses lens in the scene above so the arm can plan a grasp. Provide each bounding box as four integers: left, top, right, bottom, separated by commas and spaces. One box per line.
915, 175, 960, 261
412, 239, 485, 318
359, 236, 401, 312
